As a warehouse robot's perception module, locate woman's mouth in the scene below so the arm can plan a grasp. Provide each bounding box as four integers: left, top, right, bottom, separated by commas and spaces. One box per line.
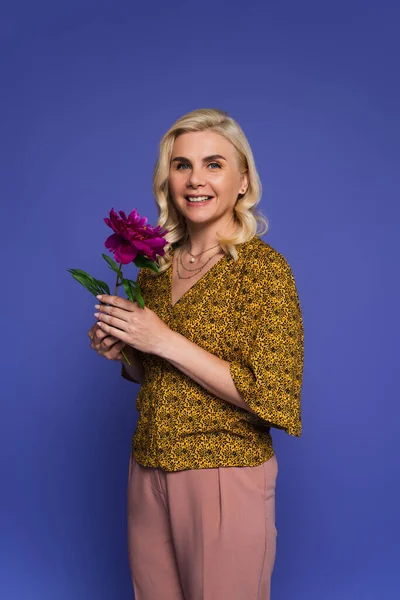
185, 195, 214, 205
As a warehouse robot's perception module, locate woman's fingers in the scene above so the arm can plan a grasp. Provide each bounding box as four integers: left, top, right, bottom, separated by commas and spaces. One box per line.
88, 322, 108, 343
88, 322, 126, 361
99, 338, 126, 360
94, 326, 107, 341
100, 335, 119, 350
112, 340, 127, 359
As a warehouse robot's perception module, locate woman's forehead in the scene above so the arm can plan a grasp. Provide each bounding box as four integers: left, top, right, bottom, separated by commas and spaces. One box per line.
172, 131, 236, 159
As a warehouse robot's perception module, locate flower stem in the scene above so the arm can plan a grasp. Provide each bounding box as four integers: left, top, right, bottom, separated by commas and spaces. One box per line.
115, 263, 131, 366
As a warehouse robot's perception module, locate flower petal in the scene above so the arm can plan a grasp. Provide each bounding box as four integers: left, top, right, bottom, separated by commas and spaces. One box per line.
113, 243, 138, 264
104, 233, 123, 250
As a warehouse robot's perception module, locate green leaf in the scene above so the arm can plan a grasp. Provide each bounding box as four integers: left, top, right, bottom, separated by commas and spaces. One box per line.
122, 279, 134, 302
122, 279, 145, 309
94, 279, 111, 295
134, 254, 159, 273
67, 269, 101, 297
102, 253, 123, 276
67, 268, 113, 298
67, 268, 97, 283
135, 290, 145, 309
124, 278, 139, 288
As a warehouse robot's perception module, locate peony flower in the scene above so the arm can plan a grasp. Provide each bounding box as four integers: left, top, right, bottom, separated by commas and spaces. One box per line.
104, 208, 168, 264
68, 207, 169, 365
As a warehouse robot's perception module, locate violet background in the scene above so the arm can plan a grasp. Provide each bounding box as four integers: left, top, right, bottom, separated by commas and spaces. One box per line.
1, 1, 399, 598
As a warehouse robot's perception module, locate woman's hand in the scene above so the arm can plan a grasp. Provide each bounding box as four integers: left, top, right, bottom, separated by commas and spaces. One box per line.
88, 322, 128, 361
93, 294, 172, 356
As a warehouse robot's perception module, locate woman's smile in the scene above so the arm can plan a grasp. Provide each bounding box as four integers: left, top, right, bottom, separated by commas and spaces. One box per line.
185, 195, 214, 206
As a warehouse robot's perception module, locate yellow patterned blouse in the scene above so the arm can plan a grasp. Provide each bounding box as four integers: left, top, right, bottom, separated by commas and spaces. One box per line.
121, 235, 304, 472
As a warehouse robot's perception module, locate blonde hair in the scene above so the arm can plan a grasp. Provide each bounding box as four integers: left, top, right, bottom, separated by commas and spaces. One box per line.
152, 108, 269, 274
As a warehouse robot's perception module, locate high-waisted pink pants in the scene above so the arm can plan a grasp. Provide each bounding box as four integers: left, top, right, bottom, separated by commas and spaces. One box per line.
127, 453, 278, 600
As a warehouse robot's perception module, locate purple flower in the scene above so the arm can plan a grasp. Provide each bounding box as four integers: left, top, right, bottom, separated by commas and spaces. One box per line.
104, 208, 169, 264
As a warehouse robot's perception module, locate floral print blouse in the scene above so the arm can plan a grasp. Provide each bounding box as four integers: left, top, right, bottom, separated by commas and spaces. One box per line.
121, 235, 304, 472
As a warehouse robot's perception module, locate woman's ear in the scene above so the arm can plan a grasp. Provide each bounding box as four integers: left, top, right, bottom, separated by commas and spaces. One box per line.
239, 171, 249, 195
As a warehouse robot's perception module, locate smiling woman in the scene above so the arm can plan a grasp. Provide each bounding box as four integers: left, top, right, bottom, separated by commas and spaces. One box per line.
170, 138, 247, 218
118, 108, 304, 600
150, 108, 268, 275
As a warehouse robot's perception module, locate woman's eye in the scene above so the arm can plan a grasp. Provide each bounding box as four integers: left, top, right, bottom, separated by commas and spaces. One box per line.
175, 162, 221, 170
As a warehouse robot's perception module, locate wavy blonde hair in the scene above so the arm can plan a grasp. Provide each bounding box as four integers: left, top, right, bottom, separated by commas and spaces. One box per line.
151, 108, 269, 275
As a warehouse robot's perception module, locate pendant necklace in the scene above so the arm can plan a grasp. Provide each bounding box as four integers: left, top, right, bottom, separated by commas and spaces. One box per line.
186, 242, 221, 263
176, 245, 224, 280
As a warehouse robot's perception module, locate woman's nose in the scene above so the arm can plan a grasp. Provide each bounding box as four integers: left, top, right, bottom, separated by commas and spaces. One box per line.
188, 166, 206, 187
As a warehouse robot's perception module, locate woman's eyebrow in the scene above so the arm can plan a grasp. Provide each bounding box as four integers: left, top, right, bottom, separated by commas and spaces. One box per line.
171, 154, 227, 164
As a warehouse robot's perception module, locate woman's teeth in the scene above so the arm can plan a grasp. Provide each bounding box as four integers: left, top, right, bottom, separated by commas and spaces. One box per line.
186, 196, 212, 202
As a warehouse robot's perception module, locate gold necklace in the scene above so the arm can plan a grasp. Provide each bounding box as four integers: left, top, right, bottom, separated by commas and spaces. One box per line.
179, 244, 221, 273
176, 246, 224, 280
186, 242, 221, 263
178, 241, 222, 272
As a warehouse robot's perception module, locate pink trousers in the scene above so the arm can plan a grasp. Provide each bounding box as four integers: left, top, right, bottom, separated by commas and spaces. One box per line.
127, 453, 278, 600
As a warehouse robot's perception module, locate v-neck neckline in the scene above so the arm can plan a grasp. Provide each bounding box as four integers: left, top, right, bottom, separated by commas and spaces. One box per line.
168, 245, 229, 309
167, 237, 258, 309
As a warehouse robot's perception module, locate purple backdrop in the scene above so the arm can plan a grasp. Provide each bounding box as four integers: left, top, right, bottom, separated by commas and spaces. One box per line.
2, 1, 399, 598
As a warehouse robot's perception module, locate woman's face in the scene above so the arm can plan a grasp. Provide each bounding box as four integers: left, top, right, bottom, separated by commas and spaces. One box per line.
168, 131, 248, 228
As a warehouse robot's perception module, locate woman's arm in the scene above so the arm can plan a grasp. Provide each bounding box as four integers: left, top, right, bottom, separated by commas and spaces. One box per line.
158, 333, 256, 412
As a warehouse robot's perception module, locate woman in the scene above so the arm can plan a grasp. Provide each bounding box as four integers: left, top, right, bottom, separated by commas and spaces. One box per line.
88, 108, 304, 599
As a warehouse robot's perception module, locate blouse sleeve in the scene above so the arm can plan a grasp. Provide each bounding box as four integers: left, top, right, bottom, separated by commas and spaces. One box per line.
229, 252, 304, 436
121, 363, 140, 383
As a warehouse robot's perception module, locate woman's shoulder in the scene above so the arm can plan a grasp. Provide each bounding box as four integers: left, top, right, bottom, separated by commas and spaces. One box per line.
244, 236, 292, 274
